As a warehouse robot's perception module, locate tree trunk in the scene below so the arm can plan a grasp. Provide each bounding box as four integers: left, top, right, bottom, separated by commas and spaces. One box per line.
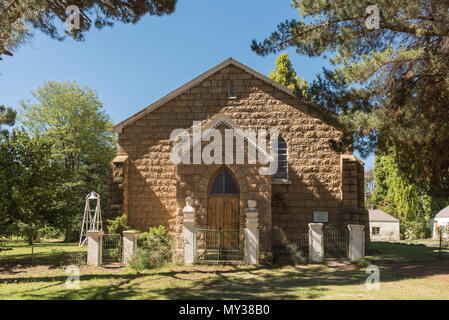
64, 225, 74, 242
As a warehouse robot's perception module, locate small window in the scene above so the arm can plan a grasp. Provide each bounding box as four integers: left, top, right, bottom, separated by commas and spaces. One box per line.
273, 136, 288, 179
210, 169, 238, 195
228, 81, 236, 98
372, 227, 380, 235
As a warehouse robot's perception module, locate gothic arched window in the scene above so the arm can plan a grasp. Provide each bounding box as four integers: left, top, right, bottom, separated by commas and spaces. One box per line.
273, 136, 288, 179
210, 168, 239, 195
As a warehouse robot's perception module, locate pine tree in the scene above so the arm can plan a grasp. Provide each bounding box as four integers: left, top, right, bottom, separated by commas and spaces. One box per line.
0, 0, 178, 60
252, 0, 449, 199
0, 105, 16, 138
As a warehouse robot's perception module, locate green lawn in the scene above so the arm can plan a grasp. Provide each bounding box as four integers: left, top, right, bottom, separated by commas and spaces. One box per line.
0, 241, 448, 300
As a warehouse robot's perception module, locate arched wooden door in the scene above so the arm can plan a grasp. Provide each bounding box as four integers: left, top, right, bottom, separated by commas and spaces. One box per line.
207, 167, 240, 252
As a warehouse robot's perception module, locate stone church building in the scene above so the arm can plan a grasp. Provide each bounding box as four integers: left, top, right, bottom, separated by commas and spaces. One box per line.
107, 58, 368, 263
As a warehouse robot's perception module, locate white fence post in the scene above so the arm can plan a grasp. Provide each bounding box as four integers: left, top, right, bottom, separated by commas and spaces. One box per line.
308, 223, 323, 263
182, 196, 196, 265
348, 224, 365, 261
87, 230, 104, 266
244, 200, 259, 265
122, 231, 140, 266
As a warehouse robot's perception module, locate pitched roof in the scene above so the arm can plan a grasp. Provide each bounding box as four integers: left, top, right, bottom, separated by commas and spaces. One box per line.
112, 57, 296, 133
435, 206, 449, 218
368, 209, 399, 222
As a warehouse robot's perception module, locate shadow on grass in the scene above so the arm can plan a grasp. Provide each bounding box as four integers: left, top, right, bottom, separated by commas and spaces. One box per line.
2, 242, 449, 300
10, 264, 368, 300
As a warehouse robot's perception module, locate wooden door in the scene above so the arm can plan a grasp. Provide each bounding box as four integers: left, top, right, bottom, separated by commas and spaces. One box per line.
207, 168, 240, 250
207, 196, 239, 249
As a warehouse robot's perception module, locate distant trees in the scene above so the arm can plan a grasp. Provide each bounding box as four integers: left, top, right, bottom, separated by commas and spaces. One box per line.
19, 80, 117, 241
364, 168, 375, 209
0, 81, 116, 241
0, 130, 66, 236
372, 149, 448, 239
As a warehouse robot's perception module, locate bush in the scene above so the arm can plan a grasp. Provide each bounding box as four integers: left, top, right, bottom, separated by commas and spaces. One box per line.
106, 214, 129, 235
271, 227, 307, 266
401, 219, 430, 240
68, 251, 87, 265
128, 226, 173, 271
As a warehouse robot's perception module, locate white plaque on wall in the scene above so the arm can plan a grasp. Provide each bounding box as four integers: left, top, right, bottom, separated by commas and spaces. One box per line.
313, 211, 328, 223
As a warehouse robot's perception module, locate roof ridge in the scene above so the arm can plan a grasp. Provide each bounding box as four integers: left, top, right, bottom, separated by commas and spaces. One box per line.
112, 57, 296, 133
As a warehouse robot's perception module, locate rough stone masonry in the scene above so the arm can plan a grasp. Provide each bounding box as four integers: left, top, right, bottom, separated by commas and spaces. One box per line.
106, 58, 369, 263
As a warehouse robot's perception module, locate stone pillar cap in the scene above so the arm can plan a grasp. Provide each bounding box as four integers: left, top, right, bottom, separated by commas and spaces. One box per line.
348, 224, 365, 232
308, 223, 323, 230
123, 230, 140, 237
185, 196, 194, 206
247, 200, 257, 209
87, 230, 104, 236
183, 206, 195, 213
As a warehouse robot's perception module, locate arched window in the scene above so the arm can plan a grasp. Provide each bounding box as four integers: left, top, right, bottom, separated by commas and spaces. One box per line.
210, 168, 239, 195
273, 136, 288, 179
227, 81, 236, 98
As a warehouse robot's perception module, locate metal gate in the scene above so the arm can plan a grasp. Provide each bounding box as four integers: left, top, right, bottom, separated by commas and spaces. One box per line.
102, 234, 122, 265
195, 228, 243, 263
323, 226, 349, 259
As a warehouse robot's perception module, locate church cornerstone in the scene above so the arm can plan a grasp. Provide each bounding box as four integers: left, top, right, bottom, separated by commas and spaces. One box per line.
182, 196, 196, 265
244, 200, 259, 265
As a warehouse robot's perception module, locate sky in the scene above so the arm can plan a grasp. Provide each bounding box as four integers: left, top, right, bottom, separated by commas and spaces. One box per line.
0, 0, 374, 169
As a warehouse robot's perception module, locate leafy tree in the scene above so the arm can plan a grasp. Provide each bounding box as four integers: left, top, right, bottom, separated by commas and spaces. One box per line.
0, 130, 65, 236
269, 53, 308, 97
19, 80, 117, 241
252, 0, 449, 199
0, 0, 177, 60
372, 148, 448, 239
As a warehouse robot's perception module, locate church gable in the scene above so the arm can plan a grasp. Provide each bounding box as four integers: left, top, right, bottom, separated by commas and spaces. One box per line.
113, 58, 335, 134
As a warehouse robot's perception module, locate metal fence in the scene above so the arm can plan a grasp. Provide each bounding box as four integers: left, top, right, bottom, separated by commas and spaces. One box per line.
0, 237, 88, 265
195, 228, 243, 263
0, 237, 45, 262
323, 227, 349, 259
102, 234, 122, 265
271, 232, 309, 264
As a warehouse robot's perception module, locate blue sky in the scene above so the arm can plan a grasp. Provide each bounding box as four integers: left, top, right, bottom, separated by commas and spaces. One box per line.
0, 0, 374, 169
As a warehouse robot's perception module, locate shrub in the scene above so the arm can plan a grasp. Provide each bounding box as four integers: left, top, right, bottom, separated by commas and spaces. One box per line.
285, 243, 307, 265
106, 214, 129, 235
271, 227, 307, 266
128, 226, 173, 271
68, 251, 87, 265
401, 219, 430, 240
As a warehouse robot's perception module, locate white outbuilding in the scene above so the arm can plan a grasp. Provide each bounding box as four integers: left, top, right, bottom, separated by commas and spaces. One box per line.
430, 206, 449, 240
368, 209, 400, 241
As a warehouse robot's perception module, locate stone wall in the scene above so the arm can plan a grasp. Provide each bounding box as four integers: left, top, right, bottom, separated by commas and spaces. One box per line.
108, 64, 368, 261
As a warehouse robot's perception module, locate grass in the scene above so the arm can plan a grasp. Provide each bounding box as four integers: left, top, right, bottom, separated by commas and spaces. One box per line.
0, 240, 448, 300
0, 239, 86, 267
